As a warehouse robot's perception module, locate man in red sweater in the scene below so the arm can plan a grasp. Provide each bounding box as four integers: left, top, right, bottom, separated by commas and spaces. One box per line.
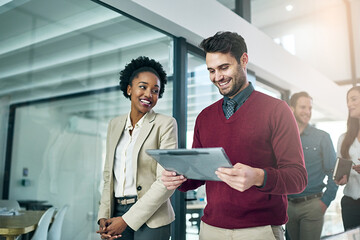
162, 31, 307, 240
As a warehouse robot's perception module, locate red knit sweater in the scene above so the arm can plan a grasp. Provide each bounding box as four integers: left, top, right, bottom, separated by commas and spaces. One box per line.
179, 91, 307, 229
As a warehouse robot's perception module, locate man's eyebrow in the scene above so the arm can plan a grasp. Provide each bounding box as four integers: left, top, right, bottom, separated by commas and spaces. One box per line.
207, 63, 230, 70
218, 63, 230, 68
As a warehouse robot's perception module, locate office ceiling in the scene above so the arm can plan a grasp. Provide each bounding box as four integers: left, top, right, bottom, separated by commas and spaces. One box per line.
219, 0, 359, 88
0, 0, 358, 122
0, 0, 173, 119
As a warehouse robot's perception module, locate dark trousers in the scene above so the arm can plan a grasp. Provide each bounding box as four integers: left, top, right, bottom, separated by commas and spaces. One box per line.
113, 201, 170, 240
341, 195, 360, 231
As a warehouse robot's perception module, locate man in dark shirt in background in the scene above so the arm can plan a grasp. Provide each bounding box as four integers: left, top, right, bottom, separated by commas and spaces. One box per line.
286, 92, 338, 240
161, 31, 308, 240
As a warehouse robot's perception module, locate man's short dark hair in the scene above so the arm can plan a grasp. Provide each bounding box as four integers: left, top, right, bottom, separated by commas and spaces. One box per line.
289, 91, 313, 107
199, 31, 247, 63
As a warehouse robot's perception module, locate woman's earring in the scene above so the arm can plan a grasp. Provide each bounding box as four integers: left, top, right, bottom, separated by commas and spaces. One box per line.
127, 92, 130, 96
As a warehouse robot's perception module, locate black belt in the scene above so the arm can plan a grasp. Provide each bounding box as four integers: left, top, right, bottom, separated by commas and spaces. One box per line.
288, 193, 323, 204
115, 196, 137, 205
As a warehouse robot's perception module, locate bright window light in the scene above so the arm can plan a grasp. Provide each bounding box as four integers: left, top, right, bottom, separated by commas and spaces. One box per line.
286, 4, 294, 12
274, 34, 296, 55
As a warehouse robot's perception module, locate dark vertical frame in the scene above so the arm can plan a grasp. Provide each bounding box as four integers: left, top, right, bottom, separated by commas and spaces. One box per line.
235, 0, 251, 23
2, 105, 16, 199
171, 36, 187, 240
173, 37, 188, 149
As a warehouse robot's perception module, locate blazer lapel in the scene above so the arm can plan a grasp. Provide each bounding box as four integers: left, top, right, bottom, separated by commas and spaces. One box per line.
132, 110, 156, 177
109, 115, 126, 170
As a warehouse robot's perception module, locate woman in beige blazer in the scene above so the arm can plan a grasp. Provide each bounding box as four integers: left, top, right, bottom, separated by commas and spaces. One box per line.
97, 56, 177, 240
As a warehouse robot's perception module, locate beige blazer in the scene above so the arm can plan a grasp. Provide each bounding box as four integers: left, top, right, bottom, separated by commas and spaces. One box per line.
97, 110, 178, 231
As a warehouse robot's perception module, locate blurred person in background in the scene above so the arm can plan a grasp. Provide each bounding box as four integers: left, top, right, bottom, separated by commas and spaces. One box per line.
286, 91, 338, 240
335, 86, 360, 231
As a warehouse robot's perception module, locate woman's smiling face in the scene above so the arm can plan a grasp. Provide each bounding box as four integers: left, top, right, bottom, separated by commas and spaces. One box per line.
347, 88, 360, 119
127, 71, 160, 116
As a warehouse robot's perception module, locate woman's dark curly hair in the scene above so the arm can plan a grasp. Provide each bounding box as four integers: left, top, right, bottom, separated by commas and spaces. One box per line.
119, 56, 167, 99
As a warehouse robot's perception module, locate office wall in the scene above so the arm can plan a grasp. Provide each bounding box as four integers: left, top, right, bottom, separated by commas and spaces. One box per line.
352, 0, 360, 78
261, 3, 350, 82
99, 0, 348, 121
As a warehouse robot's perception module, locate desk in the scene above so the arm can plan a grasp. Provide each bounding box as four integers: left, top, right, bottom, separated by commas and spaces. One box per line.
187, 203, 206, 211
18, 200, 49, 210
187, 203, 206, 233
0, 210, 44, 240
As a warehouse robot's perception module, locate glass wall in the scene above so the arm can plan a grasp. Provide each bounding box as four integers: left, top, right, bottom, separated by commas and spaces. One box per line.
0, 0, 173, 239
186, 53, 222, 149
185, 52, 214, 239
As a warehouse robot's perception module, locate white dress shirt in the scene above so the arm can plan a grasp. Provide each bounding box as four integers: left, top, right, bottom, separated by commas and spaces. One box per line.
114, 113, 146, 197
337, 133, 360, 200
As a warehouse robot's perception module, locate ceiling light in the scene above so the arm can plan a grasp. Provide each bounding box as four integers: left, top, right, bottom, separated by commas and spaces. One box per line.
286, 4, 293, 12
0, 0, 13, 7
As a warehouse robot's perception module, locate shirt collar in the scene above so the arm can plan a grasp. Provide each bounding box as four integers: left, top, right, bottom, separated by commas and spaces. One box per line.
125, 112, 147, 131
223, 82, 254, 106
302, 124, 313, 136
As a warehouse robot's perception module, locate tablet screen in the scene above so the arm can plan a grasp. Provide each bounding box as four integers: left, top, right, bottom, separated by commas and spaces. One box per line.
146, 147, 233, 181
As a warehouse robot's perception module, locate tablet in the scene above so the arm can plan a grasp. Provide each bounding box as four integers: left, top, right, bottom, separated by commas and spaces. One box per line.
333, 157, 353, 181
146, 147, 233, 181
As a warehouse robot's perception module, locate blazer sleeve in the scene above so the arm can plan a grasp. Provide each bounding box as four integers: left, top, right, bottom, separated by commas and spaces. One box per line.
122, 116, 178, 230
97, 119, 115, 222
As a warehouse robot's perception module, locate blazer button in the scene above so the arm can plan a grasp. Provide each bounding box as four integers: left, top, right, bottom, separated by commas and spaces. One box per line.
137, 186, 142, 191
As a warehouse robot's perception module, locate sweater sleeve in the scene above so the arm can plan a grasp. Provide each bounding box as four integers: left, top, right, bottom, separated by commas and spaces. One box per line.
259, 101, 308, 195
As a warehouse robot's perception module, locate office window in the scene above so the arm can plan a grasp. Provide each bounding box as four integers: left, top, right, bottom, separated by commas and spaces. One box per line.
185, 52, 210, 239
0, 0, 173, 239
254, 80, 282, 99
186, 53, 221, 149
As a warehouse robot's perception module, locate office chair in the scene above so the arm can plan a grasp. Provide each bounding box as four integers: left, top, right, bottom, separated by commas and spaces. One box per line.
47, 205, 69, 240
31, 207, 56, 240
0, 199, 20, 211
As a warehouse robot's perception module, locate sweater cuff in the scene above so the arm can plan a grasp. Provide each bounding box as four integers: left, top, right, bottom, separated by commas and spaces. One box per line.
257, 169, 267, 189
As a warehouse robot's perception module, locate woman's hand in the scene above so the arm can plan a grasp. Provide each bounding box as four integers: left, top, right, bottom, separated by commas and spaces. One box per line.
96, 217, 125, 239
96, 218, 112, 239
334, 175, 348, 185
102, 217, 127, 240
353, 163, 360, 174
